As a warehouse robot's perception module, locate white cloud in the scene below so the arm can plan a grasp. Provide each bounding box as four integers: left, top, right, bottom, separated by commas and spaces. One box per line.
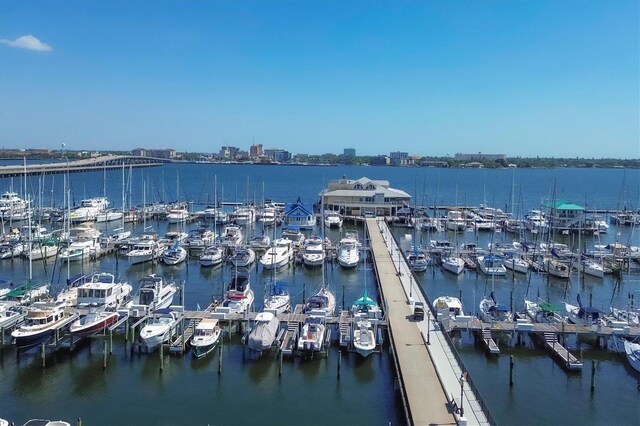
0, 35, 52, 52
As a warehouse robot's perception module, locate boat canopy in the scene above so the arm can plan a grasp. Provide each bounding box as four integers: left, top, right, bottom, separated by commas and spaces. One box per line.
489, 304, 510, 313
270, 282, 288, 296
539, 303, 563, 312
306, 295, 328, 309
353, 289, 377, 307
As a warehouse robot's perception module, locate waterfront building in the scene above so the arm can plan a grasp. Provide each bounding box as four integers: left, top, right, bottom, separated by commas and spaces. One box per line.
250, 144, 263, 158
264, 148, 291, 162
283, 197, 316, 228
320, 176, 411, 217
389, 151, 409, 166
219, 146, 240, 160
132, 148, 176, 159
543, 200, 585, 233
343, 148, 356, 157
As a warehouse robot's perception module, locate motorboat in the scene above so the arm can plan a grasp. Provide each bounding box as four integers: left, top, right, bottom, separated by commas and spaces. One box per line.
479, 292, 512, 322
297, 315, 326, 354
280, 227, 305, 249
433, 296, 464, 320
190, 318, 222, 358
352, 316, 376, 358
0, 191, 30, 221
199, 245, 224, 267
623, 339, 640, 373
441, 255, 465, 275
229, 246, 256, 268
218, 225, 243, 248
263, 281, 291, 315
324, 211, 343, 228
407, 249, 428, 272
75, 272, 133, 309
337, 232, 360, 268
610, 306, 640, 326
184, 226, 216, 253
55, 273, 88, 307
258, 207, 276, 226
446, 210, 466, 232
129, 274, 177, 316
421, 217, 443, 232
0, 241, 24, 259
96, 209, 123, 223
162, 241, 187, 265
218, 274, 254, 314
126, 235, 163, 265
69, 197, 109, 223
139, 309, 180, 351
503, 256, 529, 274
247, 311, 280, 353
234, 206, 256, 226
0, 302, 25, 329
524, 300, 565, 324
259, 238, 293, 270
524, 209, 549, 233
249, 234, 271, 250
70, 309, 120, 337
11, 303, 76, 349
477, 255, 507, 276
58, 227, 102, 263
166, 205, 189, 224
302, 236, 325, 267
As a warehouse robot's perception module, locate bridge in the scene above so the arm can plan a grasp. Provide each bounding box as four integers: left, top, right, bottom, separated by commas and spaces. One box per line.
0, 155, 166, 178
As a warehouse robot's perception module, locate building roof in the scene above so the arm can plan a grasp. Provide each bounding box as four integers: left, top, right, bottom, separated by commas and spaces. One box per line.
544, 201, 584, 211
284, 197, 314, 217
322, 176, 410, 199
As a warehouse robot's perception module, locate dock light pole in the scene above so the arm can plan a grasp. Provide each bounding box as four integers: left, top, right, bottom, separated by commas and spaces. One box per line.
459, 372, 467, 417
427, 310, 431, 345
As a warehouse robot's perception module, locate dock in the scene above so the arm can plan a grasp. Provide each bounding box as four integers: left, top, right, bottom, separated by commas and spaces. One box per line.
366, 218, 489, 425
542, 332, 583, 370
481, 329, 500, 354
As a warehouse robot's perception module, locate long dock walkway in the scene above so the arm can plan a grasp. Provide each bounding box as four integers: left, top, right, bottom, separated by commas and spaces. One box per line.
367, 218, 490, 426
366, 219, 456, 425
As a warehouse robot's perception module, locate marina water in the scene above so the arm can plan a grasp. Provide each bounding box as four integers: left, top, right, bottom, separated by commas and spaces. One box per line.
1, 163, 639, 424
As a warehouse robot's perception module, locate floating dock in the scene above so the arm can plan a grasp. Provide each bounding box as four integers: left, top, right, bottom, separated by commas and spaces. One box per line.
542, 332, 583, 370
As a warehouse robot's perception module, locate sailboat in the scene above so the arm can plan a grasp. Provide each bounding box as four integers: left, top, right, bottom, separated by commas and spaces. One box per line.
351, 250, 381, 358
479, 291, 513, 322
623, 339, 640, 373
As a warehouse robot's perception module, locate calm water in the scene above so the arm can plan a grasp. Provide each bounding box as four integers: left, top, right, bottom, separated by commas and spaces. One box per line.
1, 163, 639, 425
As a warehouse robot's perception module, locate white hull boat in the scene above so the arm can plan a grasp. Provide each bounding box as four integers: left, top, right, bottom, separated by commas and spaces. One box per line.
190, 318, 221, 358
247, 311, 280, 353
140, 309, 179, 351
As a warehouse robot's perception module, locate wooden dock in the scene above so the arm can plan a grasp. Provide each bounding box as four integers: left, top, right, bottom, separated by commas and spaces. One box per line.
481, 329, 500, 354
542, 333, 582, 370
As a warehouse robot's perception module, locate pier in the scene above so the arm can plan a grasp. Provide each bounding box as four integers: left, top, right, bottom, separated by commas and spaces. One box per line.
366, 218, 490, 426
0, 155, 164, 178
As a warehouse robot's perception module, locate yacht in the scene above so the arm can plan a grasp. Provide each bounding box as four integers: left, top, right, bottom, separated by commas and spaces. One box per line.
96, 209, 123, 223
249, 234, 271, 250
70, 310, 120, 338
477, 255, 507, 276
229, 246, 256, 268
0, 191, 30, 221
126, 235, 163, 265
11, 303, 76, 349
129, 274, 177, 317
337, 232, 360, 268
166, 205, 189, 224
69, 197, 109, 223
524, 299, 565, 324
247, 311, 280, 353
234, 206, 256, 226
524, 209, 549, 233
433, 296, 464, 320
199, 245, 224, 267
139, 309, 180, 351
258, 207, 276, 226
75, 272, 133, 309
323, 211, 343, 228
446, 210, 466, 232
302, 236, 325, 267
190, 318, 222, 358
218, 274, 254, 314
263, 281, 291, 315
162, 241, 187, 265
407, 249, 429, 272
503, 256, 529, 274
184, 226, 216, 254
259, 238, 293, 270
281, 227, 305, 249
58, 227, 102, 263
218, 225, 243, 248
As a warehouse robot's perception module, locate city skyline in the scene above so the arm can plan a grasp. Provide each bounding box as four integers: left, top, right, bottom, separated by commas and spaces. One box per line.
1, 1, 638, 158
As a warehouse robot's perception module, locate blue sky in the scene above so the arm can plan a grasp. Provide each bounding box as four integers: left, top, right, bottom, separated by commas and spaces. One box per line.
0, 1, 638, 158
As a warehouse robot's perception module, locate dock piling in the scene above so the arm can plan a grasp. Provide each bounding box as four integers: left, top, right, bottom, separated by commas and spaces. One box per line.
159, 342, 164, 372
279, 350, 283, 377
337, 350, 341, 380
509, 355, 514, 386
41, 342, 46, 368
218, 342, 223, 374
103, 341, 108, 369
590, 360, 596, 392
77, 418, 82, 426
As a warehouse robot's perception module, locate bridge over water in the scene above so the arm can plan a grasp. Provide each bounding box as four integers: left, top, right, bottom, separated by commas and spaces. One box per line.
0, 155, 165, 178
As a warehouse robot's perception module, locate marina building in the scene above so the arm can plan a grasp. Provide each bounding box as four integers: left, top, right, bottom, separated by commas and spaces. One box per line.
543, 200, 585, 233
319, 176, 411, 217
283, 197, 316, 228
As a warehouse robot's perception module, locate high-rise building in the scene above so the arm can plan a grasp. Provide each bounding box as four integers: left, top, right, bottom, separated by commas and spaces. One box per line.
343, 148, 356, 157
250, 144, 264, 158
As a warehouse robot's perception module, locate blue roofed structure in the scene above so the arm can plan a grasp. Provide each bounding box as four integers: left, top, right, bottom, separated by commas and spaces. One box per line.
283, 197, 316, 228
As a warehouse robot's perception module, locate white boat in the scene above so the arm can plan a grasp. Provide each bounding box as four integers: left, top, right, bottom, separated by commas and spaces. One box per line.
433, 296, 464, 320
126, 235, 163, 265
259, 238, 293, 270
162, 241, 187, 265
199, 245, 224, 267
446, 210, 466, 232
302, 236, 325, 267
263, 281, 291, 315
96, 209, 124, 223
542, 257, 571, 279
218, 225, 243, 248
129, 274, 177, 316
407, 249, 428, 272
281, 227, 306, 249
565, 296, 603, 326
303, 284, 336, 317
184, 226, 216, 253
247, 311, 280, 353
297, 315, 326, 354
11, 303, 76, 349
234, 206, 256, 226
218, 274, 254, 314
524, 209, 549, 232
0, 191, 30, 221
337, 232, 360, 268
350, 288, 382, 319
26, 239, 60, 260
166, 206, 189, 224
139, 309, 180, 351
352, 317, 376, 358
229, 246, 256, 268
58, 227, 102, 263
258, 207, 276, 226
324, 211, 343, 228
0, 241, 24, 259
610, 306, 640, 326
524, 299, 564, 323
70, 310, 120, 337
477, 255, 507, 276
574, 258, 604, 278
69, 197, 109, 223
421, 217, 443, 232
479, 292, 513, 322
623, 339, 640, 373
441, 255, 465, 275
0, 302, 25, 329
503, 256, 529, 274
75, 272, 133, 309
190, 318, 222, 358
249, 234, 271, 250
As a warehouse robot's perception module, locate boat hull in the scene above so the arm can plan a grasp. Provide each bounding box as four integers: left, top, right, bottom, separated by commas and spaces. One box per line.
70, 312, 119, 337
